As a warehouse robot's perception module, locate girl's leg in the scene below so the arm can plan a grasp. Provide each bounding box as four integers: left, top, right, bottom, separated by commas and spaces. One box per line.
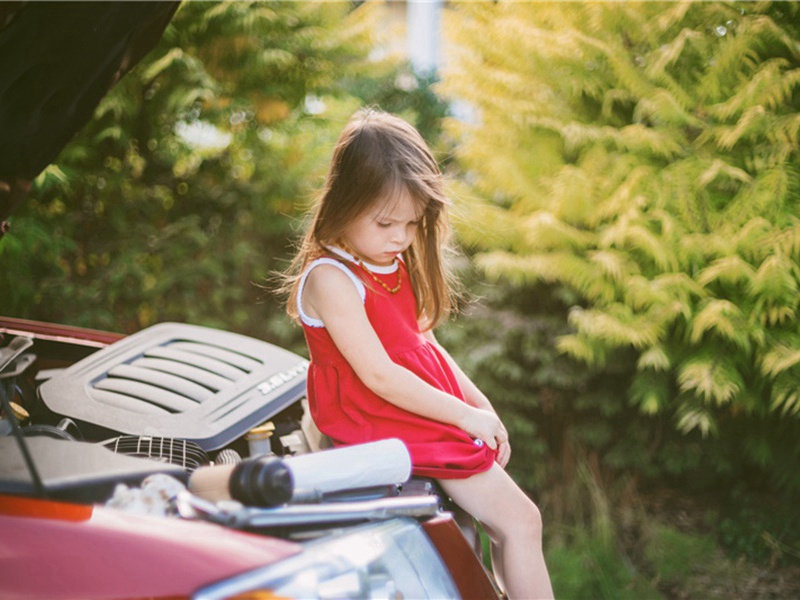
482, 521, 507, 593
439, 464, 554, 600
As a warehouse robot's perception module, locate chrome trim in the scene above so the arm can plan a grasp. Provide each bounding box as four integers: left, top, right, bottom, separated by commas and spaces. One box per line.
177, 491, 441, 529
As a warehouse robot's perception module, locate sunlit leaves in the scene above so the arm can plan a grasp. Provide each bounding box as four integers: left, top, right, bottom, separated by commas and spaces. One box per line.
677, 354, 743, 407
637, 345, 672, 373
760, 341, 800, 379
676, 406, 717, 437
443, 1, 800, 443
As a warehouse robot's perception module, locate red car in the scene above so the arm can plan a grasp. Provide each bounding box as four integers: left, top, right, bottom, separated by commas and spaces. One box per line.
0, 316, 500, 599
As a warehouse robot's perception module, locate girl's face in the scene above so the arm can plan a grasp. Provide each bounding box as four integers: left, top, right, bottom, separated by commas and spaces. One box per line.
342, 187, 423, 266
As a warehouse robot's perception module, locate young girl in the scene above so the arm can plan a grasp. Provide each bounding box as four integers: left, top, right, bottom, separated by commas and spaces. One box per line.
285, 108, 553, 599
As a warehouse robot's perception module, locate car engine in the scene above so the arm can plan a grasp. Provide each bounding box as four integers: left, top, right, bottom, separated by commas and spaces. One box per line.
0, 322, 318, 503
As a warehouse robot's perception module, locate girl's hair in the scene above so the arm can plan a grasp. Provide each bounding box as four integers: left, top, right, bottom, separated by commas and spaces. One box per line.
285, 107, 457, 329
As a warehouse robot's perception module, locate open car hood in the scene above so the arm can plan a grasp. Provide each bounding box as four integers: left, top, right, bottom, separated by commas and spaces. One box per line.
0, 1, 179, 230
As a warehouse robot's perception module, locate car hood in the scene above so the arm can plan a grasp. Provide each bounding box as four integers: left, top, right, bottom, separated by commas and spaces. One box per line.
0, 1, 179, 231
0, 493, 302, 599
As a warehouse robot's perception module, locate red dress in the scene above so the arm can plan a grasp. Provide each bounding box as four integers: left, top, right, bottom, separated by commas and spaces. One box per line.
299, 250, 496, 479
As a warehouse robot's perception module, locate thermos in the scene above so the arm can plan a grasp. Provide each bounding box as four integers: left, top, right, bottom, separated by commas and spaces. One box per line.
188, 438, 412, 507
189, 454, 293, 507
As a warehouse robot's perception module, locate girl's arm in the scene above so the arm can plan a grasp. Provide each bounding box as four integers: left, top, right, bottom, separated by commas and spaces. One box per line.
423, 328, 511, 468
303, 264, 508, 451
421, 329, 494, 412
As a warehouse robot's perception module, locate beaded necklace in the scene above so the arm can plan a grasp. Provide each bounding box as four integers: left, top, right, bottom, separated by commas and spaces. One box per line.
335, 243, 402, 294
359, 260, 402, 294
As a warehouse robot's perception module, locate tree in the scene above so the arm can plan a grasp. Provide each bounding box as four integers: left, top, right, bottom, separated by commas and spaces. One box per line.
441, 0, 800, 493
0, 1, 390, 348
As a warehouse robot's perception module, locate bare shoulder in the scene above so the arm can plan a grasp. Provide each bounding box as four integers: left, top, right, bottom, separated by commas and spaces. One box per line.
305, 262, 357, 296
303, 262, 362, 320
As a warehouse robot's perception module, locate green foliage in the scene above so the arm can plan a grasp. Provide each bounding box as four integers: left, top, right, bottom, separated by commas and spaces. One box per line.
548, 527, 662, 600
442, 1, 800, 493
543, 457, 661, 600
2, 2, 348, 338
717, 487, 800, 566
644, 524, 716, 582
439, 270, 766, 515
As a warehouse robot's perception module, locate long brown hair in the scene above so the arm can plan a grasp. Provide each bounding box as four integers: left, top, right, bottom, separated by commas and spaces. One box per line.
285, 108, 457, 329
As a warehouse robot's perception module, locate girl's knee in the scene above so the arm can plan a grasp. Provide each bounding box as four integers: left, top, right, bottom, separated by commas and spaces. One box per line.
529, 501, 545, 537
490, 498, 543, 544
517, 499, 543, 540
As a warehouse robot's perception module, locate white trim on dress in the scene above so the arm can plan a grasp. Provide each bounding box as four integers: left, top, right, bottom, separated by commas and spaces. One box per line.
297, 257, 367, 328
326, 245, 399, 274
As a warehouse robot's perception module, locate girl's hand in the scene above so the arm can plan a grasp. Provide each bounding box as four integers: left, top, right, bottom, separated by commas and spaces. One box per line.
460, 407, 509, 452
496, 439, 511, 468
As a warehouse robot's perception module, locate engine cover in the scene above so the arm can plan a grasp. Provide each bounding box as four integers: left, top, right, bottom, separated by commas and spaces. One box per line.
39, 322, 308, 450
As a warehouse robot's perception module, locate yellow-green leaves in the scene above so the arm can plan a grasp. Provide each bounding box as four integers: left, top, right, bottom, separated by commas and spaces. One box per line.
443, 1, 800, 436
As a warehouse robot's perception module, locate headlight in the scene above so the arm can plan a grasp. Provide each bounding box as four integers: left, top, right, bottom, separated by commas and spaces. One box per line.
193, 518, 460, 600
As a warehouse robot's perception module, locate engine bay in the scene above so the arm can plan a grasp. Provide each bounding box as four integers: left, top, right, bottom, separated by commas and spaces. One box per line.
0, 321, 319, 504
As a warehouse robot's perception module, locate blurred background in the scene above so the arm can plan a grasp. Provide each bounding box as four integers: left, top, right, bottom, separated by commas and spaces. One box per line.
2, 2, 799, 597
